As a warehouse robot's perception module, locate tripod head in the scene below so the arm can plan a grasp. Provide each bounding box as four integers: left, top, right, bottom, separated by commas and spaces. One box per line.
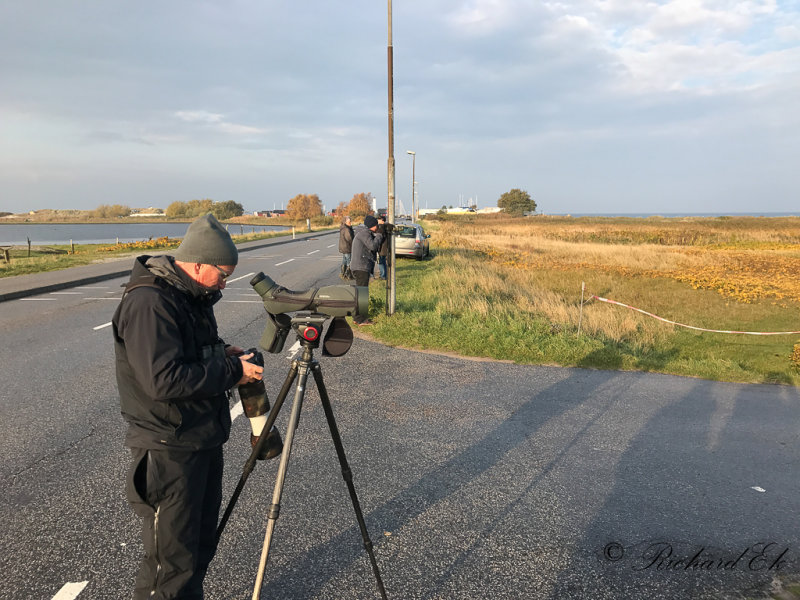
290, 312, 327, 349
290, 312, 354, 357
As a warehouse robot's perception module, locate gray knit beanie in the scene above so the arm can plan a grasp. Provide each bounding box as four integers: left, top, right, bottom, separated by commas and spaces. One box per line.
173, 214, 239, 265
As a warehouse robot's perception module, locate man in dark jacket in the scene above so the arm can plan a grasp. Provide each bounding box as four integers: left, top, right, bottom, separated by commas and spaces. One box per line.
112, 214, 267, 599
349, 214, 385, 325
338, 215, 354, 280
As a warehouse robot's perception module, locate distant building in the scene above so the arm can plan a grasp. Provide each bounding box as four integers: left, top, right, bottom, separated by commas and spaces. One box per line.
254, 210, 286, 217
418, 207, 492, 216
129, 207, 165, 217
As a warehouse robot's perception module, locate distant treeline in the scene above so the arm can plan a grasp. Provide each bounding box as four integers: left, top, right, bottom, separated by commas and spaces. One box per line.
165, 199, 244, 220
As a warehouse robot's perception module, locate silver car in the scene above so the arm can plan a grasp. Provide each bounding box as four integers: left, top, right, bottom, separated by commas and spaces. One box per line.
394, 223, 430, 260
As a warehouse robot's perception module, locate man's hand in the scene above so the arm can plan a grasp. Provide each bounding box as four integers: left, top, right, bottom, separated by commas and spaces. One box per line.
237, 353, 263, 385
377, 217, 385, 224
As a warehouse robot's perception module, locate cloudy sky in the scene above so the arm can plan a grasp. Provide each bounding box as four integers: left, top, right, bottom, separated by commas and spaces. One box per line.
2, 0, 799, 215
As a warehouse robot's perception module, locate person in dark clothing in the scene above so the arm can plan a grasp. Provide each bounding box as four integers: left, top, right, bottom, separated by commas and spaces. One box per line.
376, 222, 389, 280
349, 214, 385, 326
112, 214, 273, 600
338, 215, 354, 280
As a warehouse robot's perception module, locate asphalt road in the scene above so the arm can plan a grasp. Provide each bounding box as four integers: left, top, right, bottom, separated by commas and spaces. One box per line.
0, 232, 798, 600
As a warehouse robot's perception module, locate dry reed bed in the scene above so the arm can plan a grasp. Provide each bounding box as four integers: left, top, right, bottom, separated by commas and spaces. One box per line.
433, 216, 800, 305
420, 216, 800, 349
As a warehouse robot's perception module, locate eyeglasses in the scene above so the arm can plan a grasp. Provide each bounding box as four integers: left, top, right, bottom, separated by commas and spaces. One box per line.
212, 265, 231, 281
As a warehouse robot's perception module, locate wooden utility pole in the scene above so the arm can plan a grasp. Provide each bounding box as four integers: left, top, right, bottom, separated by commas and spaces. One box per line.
387, 0, 397, 314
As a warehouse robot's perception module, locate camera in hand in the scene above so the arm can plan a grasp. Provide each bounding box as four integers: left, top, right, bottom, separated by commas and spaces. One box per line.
238, 348, 283, 460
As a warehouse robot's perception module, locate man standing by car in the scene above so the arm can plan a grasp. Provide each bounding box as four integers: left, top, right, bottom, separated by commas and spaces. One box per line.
349, 214, 386, 325
338, 215, 354, 280
112, 214, 269, 599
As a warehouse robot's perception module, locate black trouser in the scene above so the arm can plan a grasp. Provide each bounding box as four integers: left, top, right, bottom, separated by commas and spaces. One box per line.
351, 270, 370, 322
127, 446, 224, 600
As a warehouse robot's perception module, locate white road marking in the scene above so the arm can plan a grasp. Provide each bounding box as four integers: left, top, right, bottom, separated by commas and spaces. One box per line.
231, 401, 243, 421
20, 298, 56, 301
227, 272, 254, 284
50, 291, 82, 295
275, 259, 295, 266
327, 244, 335, 248
285, 340, 301, 360
51, 581, 88, 600
94, 322, 113, 330
306, 249, 319, 255
85, 297, 120, 300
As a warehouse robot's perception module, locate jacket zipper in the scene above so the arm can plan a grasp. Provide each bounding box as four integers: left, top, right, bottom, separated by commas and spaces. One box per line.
148, 447, 162, 596
150, 505, 161, 596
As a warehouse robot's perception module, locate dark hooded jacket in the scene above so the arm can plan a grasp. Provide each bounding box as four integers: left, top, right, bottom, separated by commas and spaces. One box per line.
112, 255, 243, 450
349, 226, 384, 274
338, 222, 354, 253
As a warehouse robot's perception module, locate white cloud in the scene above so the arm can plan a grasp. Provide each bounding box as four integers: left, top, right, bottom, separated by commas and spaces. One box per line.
538, 0, 799, 95
174, 110, 268, 137
175, 110, 224, 124
447, 0, 516, 32
776, 24, 800, 42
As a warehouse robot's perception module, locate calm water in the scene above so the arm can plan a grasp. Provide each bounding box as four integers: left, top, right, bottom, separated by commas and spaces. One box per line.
0, 222, 287, 246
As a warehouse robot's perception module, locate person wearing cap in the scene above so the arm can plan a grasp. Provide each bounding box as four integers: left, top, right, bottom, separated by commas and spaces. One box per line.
349, 214, 385, 325
112, 213, 276, 599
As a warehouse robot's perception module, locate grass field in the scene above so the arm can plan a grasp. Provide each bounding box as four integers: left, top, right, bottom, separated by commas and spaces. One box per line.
364, 214, 800, 386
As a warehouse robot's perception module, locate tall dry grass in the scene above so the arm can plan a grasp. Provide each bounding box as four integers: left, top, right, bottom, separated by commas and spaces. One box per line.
424, 215, 800, 345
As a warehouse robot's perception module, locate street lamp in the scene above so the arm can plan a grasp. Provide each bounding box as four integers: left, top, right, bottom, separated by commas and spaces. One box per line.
406, 150, 415, 223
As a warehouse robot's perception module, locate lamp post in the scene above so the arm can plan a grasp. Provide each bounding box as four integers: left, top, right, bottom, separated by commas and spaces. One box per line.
406, 150, 415, 223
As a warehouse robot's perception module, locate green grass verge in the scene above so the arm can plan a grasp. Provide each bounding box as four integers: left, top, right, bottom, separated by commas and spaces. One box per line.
362, 253, 800, 386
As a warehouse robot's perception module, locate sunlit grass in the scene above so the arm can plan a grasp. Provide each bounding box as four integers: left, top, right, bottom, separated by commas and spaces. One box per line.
363, 215, 800, 385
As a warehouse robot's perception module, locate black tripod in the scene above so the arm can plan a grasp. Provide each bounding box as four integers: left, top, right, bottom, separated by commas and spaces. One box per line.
217, 317, 388, 600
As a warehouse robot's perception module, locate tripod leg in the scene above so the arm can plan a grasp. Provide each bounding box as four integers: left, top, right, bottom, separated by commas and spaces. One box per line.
252, 362, 312, 600
217, 361, 298, 541
310, 363, 389, 600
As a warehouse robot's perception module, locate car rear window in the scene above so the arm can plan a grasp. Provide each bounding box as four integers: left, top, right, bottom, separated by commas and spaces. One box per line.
397, 226, 417, 237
